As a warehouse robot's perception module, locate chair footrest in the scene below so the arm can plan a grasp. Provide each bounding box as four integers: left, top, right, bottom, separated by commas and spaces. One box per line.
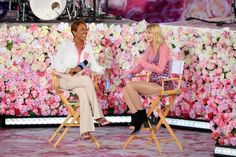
158, 138, 176, 143
142, 128, 153, 131
133, 135, 150, 139
65, 124, 80, 127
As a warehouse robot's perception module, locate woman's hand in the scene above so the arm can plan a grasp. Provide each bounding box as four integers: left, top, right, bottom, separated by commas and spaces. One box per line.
136, 57, 148, 68
123, 70, 132, 80
68, 66, 82, 76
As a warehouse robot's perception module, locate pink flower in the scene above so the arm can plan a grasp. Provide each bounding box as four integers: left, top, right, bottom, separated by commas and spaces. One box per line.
223, 139, 230, 145
175, 106, 182, 117
218, 138, 225, 145
212, 131, 219, 139
189, 109, 196, 119
230, 137, 236, 146
29, 23, 38, 32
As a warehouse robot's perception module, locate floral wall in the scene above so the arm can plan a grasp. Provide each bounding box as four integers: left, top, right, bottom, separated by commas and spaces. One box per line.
161, 24, 236, 146
0, 21, 235, 146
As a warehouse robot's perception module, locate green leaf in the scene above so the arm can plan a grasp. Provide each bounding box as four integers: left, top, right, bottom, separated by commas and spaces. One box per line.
171, 43, 176, 48
29, 111, 36, 117
108, 107, 114, 114
6, 41, 13, 51
232, 129, 236, 134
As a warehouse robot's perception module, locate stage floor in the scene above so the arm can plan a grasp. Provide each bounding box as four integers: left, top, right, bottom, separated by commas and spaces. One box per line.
0, 126, 214, 157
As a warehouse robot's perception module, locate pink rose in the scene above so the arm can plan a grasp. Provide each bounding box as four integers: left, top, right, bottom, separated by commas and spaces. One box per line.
230, 137, 236, 146
212, 131, 219, 139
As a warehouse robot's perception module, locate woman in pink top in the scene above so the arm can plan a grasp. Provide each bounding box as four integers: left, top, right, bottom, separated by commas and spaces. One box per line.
123, 23, 172, 134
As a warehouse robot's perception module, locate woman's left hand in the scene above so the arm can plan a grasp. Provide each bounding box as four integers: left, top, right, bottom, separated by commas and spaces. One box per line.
69, 67, 82, 76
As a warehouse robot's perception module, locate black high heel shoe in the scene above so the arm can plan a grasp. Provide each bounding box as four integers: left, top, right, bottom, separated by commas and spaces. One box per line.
129, 114, 136, 130
131, 109, 147, 135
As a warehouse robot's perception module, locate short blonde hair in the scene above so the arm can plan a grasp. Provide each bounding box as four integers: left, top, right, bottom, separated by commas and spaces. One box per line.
146, 24, 165, 53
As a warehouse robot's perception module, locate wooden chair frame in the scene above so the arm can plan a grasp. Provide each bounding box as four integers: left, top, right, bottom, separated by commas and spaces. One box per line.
48, 72, 100, 148
123, 61, 184, 154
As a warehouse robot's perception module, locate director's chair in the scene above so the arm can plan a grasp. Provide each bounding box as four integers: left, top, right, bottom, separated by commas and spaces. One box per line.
123, 60, 184, 154
48, 72, 100, 148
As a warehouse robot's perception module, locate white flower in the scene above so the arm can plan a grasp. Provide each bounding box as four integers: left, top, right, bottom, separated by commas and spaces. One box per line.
57, 22, 69, 32
110, 24, 122, 34
96, 23, 105, 30
136, 20, 147, 32
39, 77, 48, 86
113, 76, 121, 86
172, 47, 180, 54
0, 56, 4, 64
129, 27, 134, 35
0, 47, 7, 53
31, 39, 41, 49
120, 61, 131, 70
31, 63, 39, 71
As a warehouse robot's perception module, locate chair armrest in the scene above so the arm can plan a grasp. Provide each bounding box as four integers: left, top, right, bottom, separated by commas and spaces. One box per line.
57, 89, 65, 94
132, 72, 151, 82
133, 75, 147, 78
90, 72, 99, 80
160, 77, 180, 82
90, 72, 100, 90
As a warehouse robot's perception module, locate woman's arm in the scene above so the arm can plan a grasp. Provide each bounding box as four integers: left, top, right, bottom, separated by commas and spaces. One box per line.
51, 40, 78, 74
140, 44, 170, 73
51, 42, 67, 73
128, 46, 150, 75
128, 64, 143, 75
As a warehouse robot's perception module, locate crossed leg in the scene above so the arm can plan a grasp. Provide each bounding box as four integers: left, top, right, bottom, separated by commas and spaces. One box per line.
123, 81, 162, 114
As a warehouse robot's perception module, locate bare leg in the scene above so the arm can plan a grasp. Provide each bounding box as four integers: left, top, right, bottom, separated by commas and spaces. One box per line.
123, 81, 162, 113
123, 81, 162, 134
123, 86, 137, 114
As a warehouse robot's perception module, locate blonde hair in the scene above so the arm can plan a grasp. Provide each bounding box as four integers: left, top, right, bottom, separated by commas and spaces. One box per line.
146, 24, 165, 53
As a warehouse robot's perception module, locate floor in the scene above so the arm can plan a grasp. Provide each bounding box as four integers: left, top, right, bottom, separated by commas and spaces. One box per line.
0, 126, 215, 157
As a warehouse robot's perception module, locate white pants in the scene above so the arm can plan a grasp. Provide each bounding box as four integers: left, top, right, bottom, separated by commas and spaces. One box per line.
59, 74, 104, 135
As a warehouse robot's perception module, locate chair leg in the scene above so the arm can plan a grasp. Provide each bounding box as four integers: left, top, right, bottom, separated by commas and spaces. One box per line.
146, 95, 182, 152
143, 119, 162, 154
123, 135, 135, 149
49, 114, 71, 143
53, 126, 71, 148
123, 95, 182, 153
123, 98, 160, 151
146, 120, 154, 145
155, 97, 183, 151
147, 97, 160, 117
90, 135, 101, 149
53, 112, 80, 148
154, 103, 171, 131
123, 111, 162, 154
150, 128, 162, 154
158, 110, 183, 151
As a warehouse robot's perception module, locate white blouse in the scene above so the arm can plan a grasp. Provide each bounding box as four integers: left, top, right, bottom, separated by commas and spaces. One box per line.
51, 40, 104, 74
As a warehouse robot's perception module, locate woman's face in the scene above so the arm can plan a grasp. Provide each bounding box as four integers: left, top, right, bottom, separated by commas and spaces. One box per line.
74, 24, 88, 42
145, 30, 153, 43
